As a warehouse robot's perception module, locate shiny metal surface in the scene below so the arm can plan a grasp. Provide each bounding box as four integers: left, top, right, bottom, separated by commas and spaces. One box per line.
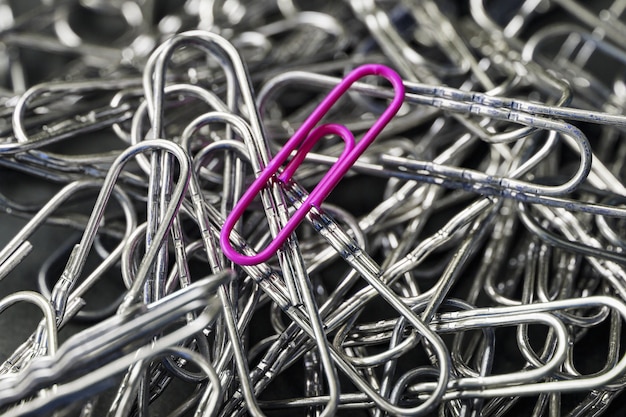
0, 1, 625, 416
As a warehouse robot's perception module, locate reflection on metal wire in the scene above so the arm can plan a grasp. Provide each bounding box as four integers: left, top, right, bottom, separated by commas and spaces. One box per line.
0, 1, 626, 416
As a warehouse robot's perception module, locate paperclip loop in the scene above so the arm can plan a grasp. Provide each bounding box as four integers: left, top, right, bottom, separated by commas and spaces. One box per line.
220, 64, 405, 265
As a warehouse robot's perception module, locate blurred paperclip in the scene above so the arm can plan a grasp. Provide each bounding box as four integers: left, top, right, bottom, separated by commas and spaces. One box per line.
0, 272, 231, 416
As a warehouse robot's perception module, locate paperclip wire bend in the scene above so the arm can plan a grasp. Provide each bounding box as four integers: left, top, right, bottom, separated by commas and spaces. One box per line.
220, 63, 405, 265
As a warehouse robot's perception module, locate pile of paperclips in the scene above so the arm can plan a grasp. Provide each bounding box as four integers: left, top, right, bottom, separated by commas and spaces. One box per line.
3, 0, 626, 416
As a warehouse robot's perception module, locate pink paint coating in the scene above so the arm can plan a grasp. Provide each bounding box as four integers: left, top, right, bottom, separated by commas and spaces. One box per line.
220, 64, 405, 265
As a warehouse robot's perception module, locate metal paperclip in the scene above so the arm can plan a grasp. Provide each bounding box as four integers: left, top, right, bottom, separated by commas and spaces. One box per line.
214, 145, 452, 415
47, 139, 190, 317
258, 69, 626, 214
218, 88, 503, 414
126, 32, 306, 417
522, 23, 626, 108
0, 272, 231, 415
519, 203, 626, 300
144, 32, 371, 417
0, 185, 136, 372
0, 180, 135, 376
0, 180, 135, 282
219, 115, 463, 417
9, 77, 140, 180
186, 113, 343, 417
0, 291, 57, 365
184, 117, 274, 417
291, 295, 626, 407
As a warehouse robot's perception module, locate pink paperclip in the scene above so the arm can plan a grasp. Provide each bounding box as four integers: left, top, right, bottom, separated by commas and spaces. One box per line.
220, 64, 405, 265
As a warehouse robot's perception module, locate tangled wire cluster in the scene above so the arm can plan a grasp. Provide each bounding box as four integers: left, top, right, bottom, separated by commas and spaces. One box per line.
0, 1, 626, 416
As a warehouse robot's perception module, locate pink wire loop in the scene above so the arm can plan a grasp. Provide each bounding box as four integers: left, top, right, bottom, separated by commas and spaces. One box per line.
220, 64, 405, 266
